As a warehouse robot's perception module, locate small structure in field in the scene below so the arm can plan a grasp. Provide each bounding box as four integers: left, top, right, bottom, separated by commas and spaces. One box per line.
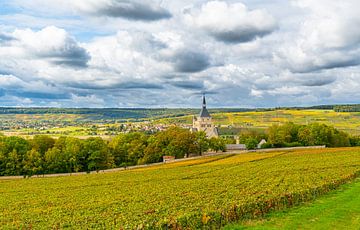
163, 156, 175, 163
257, 139, 267, 149
226, 144, 246, 151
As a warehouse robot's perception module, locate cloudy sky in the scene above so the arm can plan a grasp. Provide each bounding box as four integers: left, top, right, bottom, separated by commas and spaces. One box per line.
0, 0, 359, 108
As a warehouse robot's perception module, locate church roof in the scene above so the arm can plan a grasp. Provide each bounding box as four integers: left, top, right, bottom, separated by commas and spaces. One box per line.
199, 107, 211, 117
199, 95, 211, 118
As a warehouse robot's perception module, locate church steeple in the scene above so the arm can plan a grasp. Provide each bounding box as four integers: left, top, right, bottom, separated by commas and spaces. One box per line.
202, 94, 206, 108
199, 94, 211, 118
192, 94, 218, 137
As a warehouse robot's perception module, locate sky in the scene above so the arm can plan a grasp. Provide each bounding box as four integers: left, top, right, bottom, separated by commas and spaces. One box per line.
0, 0, 359, 108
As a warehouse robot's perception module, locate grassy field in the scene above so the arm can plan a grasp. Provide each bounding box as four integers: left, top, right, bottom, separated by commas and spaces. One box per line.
1, 148, 360, 229
225, 178, 360, 229
2, 109, 360, 137
160, 110, 360, 135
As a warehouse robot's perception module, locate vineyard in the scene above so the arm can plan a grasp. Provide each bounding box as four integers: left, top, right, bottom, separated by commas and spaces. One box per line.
158, 109, 360, 135
1, 148, 360, 229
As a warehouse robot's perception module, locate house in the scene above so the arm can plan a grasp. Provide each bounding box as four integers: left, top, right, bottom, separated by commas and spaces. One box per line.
163, 156, 175, 163
257, 139, 267, 149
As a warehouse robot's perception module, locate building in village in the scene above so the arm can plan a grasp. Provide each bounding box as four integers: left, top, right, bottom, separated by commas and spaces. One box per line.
191, 95, 219, 138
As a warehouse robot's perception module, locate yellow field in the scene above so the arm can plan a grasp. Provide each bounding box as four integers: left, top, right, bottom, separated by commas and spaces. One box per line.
1, 148, 360, 229
159, 109, 360, 135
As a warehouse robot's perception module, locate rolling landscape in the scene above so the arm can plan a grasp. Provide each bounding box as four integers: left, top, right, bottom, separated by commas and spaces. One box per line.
1, 0, 360, 229
1, 148, 360, 229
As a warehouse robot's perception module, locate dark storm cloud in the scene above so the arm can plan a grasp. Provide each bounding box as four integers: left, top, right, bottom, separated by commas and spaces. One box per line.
92, 0, 172, 21
301, 77, 336, 87
319, 59, 360, 72
211, 28, 275, 44
168, 80, 205, 90
0, 70, 12, 75
0, 33, 14, 43
294, 58, 360, 73
42, 46, 90, 68
192, 91, 218, 96
119, 81, 164, 89
14, 91, 71, 99
67, 81, 163, 90
172, 50, 210, 73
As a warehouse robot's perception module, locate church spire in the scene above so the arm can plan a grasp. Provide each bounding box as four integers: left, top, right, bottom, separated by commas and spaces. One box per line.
199, 94, 211, 117
202, 94, 206, 108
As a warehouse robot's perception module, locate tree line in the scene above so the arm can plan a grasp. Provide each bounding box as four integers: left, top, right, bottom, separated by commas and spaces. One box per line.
0, 127, 226, 177
240, 122, 355, 149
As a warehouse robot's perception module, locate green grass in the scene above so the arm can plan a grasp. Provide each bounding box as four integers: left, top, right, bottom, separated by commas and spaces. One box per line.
1, 148, 360, 229
225, 178, 360, 230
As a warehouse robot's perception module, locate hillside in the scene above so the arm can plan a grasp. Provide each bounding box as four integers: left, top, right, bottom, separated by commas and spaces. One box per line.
158, 109, 360, 135
226, 178, 360, 229
1, 148, 360, 229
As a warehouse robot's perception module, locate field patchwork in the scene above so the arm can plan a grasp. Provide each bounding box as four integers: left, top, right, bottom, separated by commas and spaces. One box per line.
1, 148, 360, 229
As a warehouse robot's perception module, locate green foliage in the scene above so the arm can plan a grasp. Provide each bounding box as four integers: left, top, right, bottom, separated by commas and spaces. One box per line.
334, 104, 360, 112
350, 136, 360, 146
239, 128, 267, 143
260, 142, 273, 149
267, 122, 351, 148
209, 137, 226, 152
23, 149, 43, 176
195, 131, 210, 156
245, 138, 258, 150
0, 122, 354, 177
0, 128, 216, 176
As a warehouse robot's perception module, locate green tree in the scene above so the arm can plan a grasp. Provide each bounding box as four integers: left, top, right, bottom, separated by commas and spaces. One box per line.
209, 137, 226, 152
23, 149, 43, 176
83, 137, 114, 172
195, 132, 209, 156
44, 147, 64, 173
5, 150, 23, 175
245, 138, 258, 150
140, 136, 163, 164
31, 135, 55, 155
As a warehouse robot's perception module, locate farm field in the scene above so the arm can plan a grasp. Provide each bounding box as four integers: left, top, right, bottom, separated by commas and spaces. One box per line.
160, 110, 360, 135
2, 109, 360, 137
225, 178, 360, 229
1, 148, 360, 229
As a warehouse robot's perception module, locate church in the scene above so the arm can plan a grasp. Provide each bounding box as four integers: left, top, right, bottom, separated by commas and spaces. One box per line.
191, 95, 219, 138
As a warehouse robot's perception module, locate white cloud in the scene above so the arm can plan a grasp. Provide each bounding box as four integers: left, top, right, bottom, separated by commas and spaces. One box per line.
11, 26, 89, 67
275, 0, 360, 72
185, 1, 277, 43
0, 0, 360, 107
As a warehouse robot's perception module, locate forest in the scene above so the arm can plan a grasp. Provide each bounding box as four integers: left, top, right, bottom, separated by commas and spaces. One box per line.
240, 122, 356, 149
0, 127, 226, 176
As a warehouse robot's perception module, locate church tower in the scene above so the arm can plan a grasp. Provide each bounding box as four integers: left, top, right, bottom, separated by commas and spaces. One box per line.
192, 95, 219, 138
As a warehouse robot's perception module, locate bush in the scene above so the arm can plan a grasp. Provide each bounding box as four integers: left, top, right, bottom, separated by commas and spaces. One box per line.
283, 142, 303, 147
260, 143, 273, 149
245, 138, 258, 150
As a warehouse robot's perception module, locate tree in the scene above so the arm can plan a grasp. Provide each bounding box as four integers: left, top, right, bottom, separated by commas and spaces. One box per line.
31, 135, 55, 155
195, 132, 209, 156
5, 150, 23, 175
268, 123, 300, 147
83, 138, 114, 172
245, 138, 258, 150
23, 149, 43, 176
209, 137, 226, 152
63, 137, 83, 172
44, 147, 64, 173
141, 136, 163, 164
